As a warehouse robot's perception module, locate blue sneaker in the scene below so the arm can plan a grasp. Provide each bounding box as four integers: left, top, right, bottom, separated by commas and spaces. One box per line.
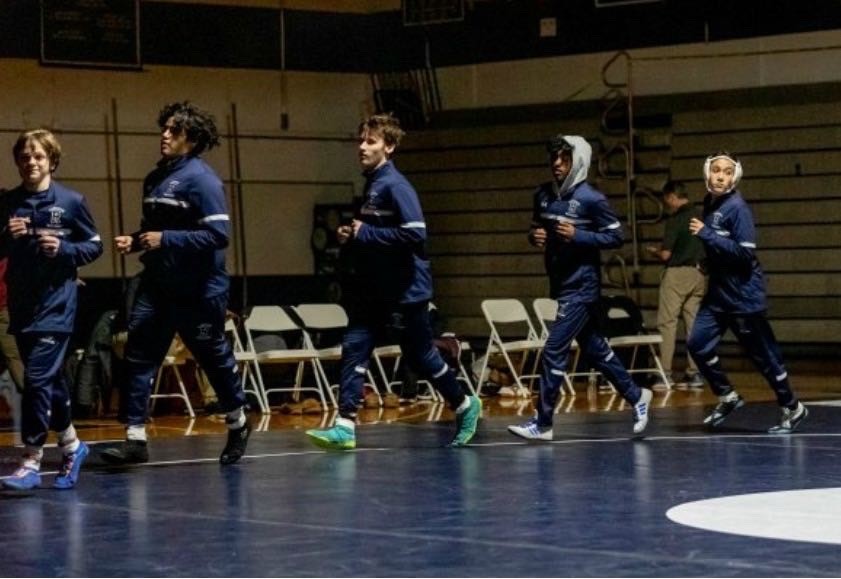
3, 466, 42, 490
449, 396, 482, 447
54, 441, 90, 490
306, 417, 356, 451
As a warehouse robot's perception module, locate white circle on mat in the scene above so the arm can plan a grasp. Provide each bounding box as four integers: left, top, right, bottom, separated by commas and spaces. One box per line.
667, 488, 841, 544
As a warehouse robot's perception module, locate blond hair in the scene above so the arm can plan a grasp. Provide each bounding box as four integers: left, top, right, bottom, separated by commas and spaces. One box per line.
13, 129, 62, 172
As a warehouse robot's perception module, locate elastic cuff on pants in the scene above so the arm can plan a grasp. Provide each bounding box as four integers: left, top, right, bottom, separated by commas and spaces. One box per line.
127, 424, 148, 442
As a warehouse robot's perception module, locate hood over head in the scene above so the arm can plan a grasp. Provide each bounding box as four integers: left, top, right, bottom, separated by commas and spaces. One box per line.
548, 135, 592, 196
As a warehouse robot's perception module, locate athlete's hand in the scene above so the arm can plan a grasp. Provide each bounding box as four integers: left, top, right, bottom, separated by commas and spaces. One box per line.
351, 219, 363, 238
38, 234, 61, 258
336, 225, 353, 244
555, 221, 576, 241
7, 216, 30, 239
114, 235, 133, 254
138, 231, 163, 250
689, 217, 705, 235
528, 227, 547, 248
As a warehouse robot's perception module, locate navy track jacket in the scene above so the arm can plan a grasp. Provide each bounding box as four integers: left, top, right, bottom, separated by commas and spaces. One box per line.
1, 181, 103, 334
350, 160, 432, 304
532, 136, 623, 304
533, 180, 624, 303
134, 155, 231, 299
696, 190, 766, 314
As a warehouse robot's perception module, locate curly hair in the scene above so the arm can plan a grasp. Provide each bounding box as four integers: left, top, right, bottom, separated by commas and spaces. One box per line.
358, 113, 405, 148
157, 101, 220, 155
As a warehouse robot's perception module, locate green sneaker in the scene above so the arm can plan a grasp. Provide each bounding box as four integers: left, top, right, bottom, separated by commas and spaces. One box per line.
449, 396, 482, 447
306, 417, 356, 451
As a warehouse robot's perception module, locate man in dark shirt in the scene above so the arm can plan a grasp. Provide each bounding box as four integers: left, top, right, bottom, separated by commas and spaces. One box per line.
646, 181, 706, 388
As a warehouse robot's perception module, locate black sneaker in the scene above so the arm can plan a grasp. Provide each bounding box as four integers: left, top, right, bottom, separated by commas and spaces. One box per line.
220, 420, 252, 465
100, 440, 149, 465
768, 402, 808, 434
703, 392, 745, 427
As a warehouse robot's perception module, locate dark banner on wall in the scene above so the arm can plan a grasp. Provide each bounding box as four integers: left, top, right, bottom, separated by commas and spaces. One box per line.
40, 0, 140, 69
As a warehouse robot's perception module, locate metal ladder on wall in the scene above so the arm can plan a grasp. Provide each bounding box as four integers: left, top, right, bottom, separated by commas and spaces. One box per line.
370, 36, 442, 129
370, 66, 441, 129
597, 50, 666, 304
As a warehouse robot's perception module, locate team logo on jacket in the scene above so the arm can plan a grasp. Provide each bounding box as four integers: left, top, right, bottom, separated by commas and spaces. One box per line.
196, 323, 212, 341
712, 212, 724, 228
48, 207, 65, 226
567, 199, 581, 218
163, 180, 180, 196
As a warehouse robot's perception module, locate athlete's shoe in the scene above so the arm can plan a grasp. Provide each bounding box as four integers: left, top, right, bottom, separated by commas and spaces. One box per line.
768, 401, 809, 434
633, 388, 653, 434
704, 391, 745, 427
449, 396, 482, 447
686, 373, 705, 390
2, 466, 41, 490
306, 418, 356, 451
508, 417, 553, 441
54, 441, 90, 490
220, 420, 252, 465
651, 372, 674, 390
100, 440, 149, 465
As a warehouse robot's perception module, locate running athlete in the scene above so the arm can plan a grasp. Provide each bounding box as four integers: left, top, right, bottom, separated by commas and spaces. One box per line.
1, 129, 103, 490
306, 113, 481, 450
103, 102, 251, 465
508, 134, 652, 441
687, 152, 807, 433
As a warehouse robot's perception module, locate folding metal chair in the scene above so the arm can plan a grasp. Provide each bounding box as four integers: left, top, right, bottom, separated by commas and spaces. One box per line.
292, 303, 367, 408
150, 336, 195, 419
225, 318, 269, 414
372, 343, 443, 403
244, 306, 330, 411
604, 304, 671, 390
476, 299, 544, 397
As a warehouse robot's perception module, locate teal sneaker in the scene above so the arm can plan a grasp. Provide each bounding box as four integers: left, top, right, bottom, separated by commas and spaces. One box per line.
306, 417, 356, 451
449, 396, 482, 447
3, 465, 42, 490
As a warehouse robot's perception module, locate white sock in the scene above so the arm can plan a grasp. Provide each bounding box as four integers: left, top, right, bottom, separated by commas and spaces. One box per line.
23, 446, 43, 471
721, 390, 740, 402
226, 407, 246, 429
336, 416, 355, 431
58, 425, 80, 454
127, 424, 148, 442
455, 396, 472, 414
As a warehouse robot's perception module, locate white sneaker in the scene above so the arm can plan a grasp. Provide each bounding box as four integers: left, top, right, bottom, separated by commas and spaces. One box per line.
632, 388, 653, 434
508, 418, 553, 441
703, 390, 745, 427
768, 401, 808, 434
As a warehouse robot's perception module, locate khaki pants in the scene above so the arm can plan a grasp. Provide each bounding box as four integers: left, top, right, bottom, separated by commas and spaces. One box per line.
0, 308, 24, 391
656, 266, 706, 375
